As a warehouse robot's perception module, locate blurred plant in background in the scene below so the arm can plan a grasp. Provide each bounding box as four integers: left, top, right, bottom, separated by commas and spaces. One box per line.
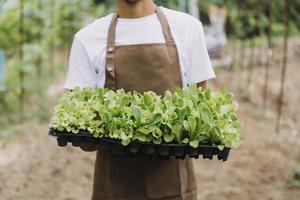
0, 0, 299, 133
0, 0, 97, 131
197, 0, 300, 38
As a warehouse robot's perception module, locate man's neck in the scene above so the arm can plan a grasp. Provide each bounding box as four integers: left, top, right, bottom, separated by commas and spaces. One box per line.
117, 0, 156, 18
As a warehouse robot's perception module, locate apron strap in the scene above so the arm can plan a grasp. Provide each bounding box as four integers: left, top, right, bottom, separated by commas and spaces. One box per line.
155, 6, 175, 45
105, 5, 175, 79
106, 13, 118, 78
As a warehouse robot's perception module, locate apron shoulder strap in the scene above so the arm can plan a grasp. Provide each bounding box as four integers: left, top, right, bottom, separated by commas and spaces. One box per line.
155, 6, 175, 45
107, 13, 118, 52
105, 13, 118, 78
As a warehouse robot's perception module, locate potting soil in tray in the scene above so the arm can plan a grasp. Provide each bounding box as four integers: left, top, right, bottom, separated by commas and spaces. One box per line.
49, 128, 231, 161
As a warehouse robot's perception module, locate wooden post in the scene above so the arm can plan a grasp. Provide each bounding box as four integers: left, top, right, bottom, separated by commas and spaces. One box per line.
231, 37, 238, 71
0, 0, 4, 12
0, 50, 5, 92
178, 0, 186, 12
247, 37, 256, 92
276, 0, 289, 134
240, 39, 247, 71
49, 0, 56, 77
263, 0, 274, 113
231, 1, 241, 71
19, 0, 25, 122
36, 0, 44, 117
37, 0, 43, 78
188, 0, 199, 19
247, 5, 258, 95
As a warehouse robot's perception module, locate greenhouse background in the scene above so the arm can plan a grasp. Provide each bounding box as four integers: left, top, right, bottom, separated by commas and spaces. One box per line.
0, 0, 300, 199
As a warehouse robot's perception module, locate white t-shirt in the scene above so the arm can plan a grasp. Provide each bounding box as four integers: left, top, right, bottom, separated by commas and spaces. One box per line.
64, 6, 215, 90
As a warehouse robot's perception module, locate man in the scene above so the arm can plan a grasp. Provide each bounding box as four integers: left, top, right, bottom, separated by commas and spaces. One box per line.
64, 0, 215, 199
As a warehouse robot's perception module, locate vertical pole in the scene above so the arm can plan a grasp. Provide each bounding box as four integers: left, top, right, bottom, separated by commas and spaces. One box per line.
0, 50, 5, 92
239, 2, 247, 72
178, 0, 186, 12
241, 39, 249, 72
19, 0, 25, 122
0, 0, 4, 12
188, 0, 199, 19
231, 37, 238, 71
37, 0, 42, 78
231, 1, 241, 71
247, 37, 256, 91
276, 0, 289, 134
247, 4, 258, 94
49, 0, 56, 77
36, 0, 44, 117
263, 0, 274, 113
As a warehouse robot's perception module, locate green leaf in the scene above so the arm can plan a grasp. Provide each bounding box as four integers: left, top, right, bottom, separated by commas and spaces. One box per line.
183, 120, 190, 132
143, 93, 152, 107
121, 140, 131, 146
182, 138, 189, 144
164, 134, 175, 143
153, 138, 162, 144
177, 108, 186, 120
136, 134, 147, 142
218, 145, 225, 151
153, 128, 163, 138
172, 124, 182, 142
188, 116, 197, 133
149, 113, 162, 125
137, 127, 150, 135
204, 89, 211, 99
189, 140, 199, 148
132, 106, 142, 125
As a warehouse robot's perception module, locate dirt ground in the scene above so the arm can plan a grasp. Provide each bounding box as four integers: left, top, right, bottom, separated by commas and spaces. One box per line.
0, 39, 299, 200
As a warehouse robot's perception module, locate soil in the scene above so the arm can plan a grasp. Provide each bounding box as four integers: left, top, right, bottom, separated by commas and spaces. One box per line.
0, 39, 299, 200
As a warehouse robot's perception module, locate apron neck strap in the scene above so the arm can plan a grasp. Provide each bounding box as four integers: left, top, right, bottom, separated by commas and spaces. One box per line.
106, 5, 175, 53
155, 6, 175, 44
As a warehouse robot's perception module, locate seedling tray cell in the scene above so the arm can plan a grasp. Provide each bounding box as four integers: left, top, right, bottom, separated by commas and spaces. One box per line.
49, 128, 231, 161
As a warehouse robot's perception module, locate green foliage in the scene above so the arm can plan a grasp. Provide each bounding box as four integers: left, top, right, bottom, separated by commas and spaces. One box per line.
197, 0, 300, 38
0, 7, 21, 53
0, 0, 91, 53
293, 164, 300, 188
51, 85, 243, 150
54, 0, 86, 47
0, 1, 47, 53
0, 0, 98, 130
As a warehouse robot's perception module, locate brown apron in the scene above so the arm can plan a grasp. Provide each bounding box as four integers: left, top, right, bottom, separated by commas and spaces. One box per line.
92, 6, 197, 200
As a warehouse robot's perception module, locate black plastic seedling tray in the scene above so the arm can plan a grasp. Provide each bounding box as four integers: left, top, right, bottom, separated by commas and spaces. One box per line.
49, 128, 231, 161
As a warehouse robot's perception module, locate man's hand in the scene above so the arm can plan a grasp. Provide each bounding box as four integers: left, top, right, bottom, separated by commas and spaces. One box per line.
80, 144, 99, 152
197, 81, 207, 90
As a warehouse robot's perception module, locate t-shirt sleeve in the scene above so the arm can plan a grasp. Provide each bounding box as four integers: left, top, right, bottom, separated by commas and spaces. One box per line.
185, 20, 215, 85
64, 36, 98, 90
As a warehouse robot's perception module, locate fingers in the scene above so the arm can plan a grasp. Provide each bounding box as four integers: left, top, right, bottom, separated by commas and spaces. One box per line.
80, 144, 99, 152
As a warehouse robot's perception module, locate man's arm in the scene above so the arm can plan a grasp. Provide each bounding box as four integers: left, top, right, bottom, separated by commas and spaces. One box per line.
185, 19, 215, 89
64, 36, 97, 90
